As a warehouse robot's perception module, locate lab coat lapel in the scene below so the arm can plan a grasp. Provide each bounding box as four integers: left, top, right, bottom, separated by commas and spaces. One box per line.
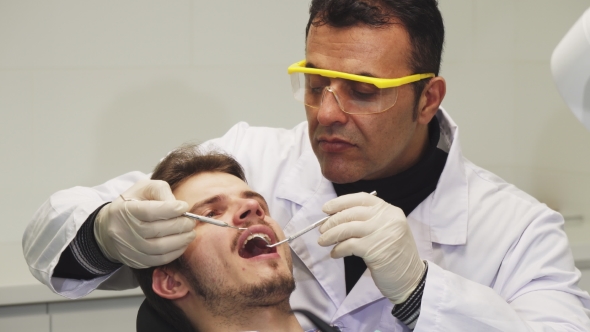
426, 109, 469, 245
330, 214, 434, 321
332, 268, 384, 321
275, 147, 346, 307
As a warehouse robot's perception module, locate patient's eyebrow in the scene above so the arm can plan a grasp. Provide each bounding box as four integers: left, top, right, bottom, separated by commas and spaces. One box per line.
189, 195, 225, 214
242, 190, 269, 213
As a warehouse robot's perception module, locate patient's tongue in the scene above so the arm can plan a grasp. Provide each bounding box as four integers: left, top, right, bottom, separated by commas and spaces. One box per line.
250, 237, 269, 248
241, 237, 271, 258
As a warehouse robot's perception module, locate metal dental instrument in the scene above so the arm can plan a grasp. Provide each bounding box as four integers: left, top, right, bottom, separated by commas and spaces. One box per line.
119, 195, 248, 231
183, 212, 249, 231
266, 191, 377, 248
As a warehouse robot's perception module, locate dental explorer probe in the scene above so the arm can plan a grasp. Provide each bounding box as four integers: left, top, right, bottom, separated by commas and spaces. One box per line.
266, 191, 377, 248
183, 212, 249, 231
119, 195, 249, 231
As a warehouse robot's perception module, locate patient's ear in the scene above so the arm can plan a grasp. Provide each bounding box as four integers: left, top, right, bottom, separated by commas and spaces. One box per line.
152, 267, 189, 300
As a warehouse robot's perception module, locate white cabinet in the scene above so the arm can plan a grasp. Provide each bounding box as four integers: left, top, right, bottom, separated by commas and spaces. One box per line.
0, 296, 144, 332
50, 296, 144, 332
0, 304, 49, 332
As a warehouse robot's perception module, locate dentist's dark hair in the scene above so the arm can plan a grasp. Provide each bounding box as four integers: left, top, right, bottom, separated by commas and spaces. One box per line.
132, 144, 245, 332
306, 0, 445, 111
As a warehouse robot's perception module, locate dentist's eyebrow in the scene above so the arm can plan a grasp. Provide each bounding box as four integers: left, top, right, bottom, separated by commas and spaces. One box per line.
189, 195, 226, 214
305, 61, 378, 78
242, 190, 269, 213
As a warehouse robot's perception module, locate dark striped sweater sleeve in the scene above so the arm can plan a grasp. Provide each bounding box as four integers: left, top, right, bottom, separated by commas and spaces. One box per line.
53, 203, 122, 279
391, 261, 428, 330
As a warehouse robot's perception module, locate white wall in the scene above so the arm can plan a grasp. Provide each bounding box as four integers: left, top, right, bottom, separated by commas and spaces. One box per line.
1, 0, 590, 247
439, 0, 590, 244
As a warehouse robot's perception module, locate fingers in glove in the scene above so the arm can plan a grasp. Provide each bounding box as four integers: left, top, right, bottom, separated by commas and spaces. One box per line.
146, 247, 189, 267
119, 246, 189, 269
135, 179, 177, 201
319, 205, 374, 233
322, 192, 381, 215
125, 199, 189, 221
329, 237, 368, 259
122, 230, 196, 256
318, 220, 373, 246
134, 216, 196, 239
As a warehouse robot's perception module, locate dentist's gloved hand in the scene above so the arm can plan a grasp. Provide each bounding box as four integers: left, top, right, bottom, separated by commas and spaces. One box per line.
318, 192, 425, 304
94, 179, 195, 269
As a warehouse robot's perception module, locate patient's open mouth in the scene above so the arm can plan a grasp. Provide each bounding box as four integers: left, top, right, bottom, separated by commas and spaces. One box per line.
237, 225, 278, 259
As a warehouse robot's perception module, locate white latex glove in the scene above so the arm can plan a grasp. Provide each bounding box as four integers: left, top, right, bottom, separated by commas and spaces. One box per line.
94, 179, 195, 269
317, 192, 425, 304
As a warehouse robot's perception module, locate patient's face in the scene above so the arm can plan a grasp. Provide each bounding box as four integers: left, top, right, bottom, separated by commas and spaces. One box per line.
171, 171, 294, 309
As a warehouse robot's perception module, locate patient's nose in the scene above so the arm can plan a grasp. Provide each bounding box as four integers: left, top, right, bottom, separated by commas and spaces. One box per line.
234, 199, 265, 226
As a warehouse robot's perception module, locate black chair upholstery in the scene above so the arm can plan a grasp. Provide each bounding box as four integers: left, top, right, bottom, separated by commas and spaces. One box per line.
293, 309, 340, 332
137, 298, 178, 332
136, 299, 339, 332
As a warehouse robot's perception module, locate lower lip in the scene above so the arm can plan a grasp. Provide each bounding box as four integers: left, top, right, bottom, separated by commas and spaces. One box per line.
242, 252, 280, 261
318, 140, 354, 153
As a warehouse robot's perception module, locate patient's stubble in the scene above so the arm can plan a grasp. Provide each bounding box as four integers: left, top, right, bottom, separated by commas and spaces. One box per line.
177, 221, 295, 319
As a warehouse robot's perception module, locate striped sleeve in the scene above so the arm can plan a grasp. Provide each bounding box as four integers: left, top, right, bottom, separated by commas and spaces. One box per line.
391, 261, 428, 330
53, 203, 122, 279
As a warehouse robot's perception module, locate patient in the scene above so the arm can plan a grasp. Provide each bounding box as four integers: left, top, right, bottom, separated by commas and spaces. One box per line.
132, 146, 303, 332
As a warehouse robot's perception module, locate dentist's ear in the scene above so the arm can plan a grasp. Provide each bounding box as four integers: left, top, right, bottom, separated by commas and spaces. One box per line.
152, 267, 189, 300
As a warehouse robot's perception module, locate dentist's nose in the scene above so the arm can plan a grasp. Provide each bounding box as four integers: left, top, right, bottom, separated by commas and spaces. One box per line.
317, 86, 349, 127
234, 199, 265, 226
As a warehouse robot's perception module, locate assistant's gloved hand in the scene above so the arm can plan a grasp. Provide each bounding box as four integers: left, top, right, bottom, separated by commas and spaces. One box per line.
94, 179, 195, 269
318, 192, 425, 304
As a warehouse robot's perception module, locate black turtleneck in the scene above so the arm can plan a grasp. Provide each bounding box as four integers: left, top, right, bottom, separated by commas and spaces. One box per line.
332, 116, 448, 294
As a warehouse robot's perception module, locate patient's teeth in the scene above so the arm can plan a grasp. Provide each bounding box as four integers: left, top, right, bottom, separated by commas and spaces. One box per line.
242, 233, 271, 248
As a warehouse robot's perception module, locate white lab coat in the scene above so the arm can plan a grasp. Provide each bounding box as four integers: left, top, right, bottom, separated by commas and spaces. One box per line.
23, 109, 590, 331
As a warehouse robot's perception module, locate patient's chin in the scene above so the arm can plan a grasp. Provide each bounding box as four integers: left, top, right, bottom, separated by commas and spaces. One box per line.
181, 258, 295, 317
241, 271, 295, 308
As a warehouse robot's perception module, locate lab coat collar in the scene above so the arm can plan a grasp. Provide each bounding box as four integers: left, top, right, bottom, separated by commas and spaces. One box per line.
418, 107, 469, 245
275, 146, 326, 207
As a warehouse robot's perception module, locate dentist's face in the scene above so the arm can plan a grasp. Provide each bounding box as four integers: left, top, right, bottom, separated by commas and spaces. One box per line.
306, 23, 425, 183
172, 172, 294, 309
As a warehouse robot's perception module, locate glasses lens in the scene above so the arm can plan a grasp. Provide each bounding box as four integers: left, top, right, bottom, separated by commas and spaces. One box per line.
290, 73, 398, 114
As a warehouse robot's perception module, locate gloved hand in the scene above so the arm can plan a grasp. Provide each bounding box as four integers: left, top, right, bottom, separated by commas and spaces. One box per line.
94, 179, 195, 269
317, 192, 425, 304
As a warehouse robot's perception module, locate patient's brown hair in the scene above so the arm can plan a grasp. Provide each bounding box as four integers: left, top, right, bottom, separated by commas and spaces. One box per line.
132, 144, 245, 332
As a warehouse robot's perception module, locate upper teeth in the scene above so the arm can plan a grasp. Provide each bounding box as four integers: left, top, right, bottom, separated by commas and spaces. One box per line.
243, 233, 271, 247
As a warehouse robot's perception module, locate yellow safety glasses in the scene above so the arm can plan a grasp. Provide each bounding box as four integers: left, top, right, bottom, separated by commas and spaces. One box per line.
288, 60, 435, 114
